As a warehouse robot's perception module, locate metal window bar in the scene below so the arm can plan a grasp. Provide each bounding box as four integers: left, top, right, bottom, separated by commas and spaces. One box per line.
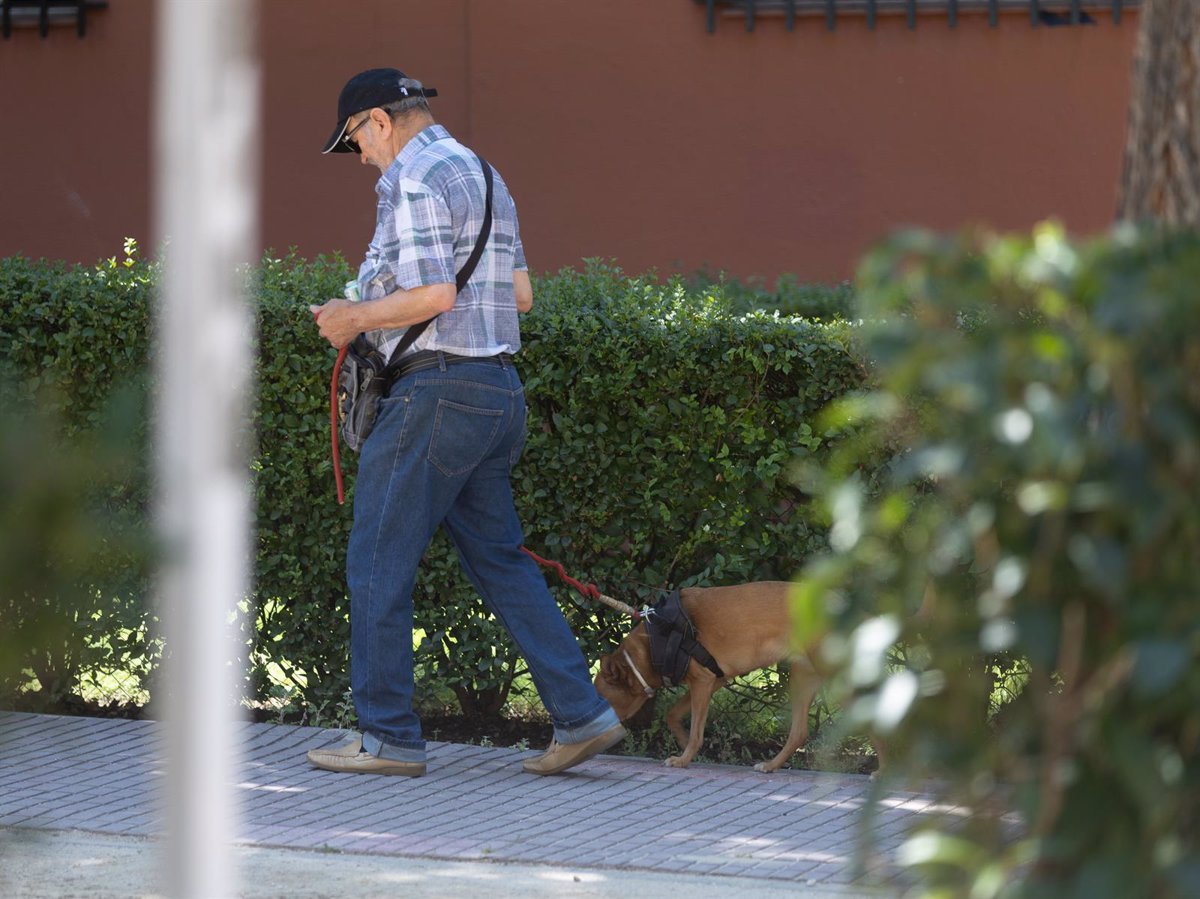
0, 0, 106, 38
697, 0, 1135, 32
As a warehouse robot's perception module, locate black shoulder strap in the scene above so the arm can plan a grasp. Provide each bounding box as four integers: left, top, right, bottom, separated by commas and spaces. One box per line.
378, 152, 493, 367
455, 154, 493, 294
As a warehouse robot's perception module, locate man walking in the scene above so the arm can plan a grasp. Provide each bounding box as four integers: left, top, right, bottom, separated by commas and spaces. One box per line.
307, 68, 625, 777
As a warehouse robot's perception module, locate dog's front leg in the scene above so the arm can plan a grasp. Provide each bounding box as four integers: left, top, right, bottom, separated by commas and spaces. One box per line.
664, 673, 719, 768
664, 691, 692, 749
665, 677, 728, 749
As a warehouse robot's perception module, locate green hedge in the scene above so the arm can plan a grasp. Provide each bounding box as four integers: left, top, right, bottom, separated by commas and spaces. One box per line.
0, 244, 153, 703
0, 248, 865, 719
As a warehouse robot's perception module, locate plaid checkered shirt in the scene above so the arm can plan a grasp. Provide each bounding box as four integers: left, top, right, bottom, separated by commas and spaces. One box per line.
355, 124, 527, 359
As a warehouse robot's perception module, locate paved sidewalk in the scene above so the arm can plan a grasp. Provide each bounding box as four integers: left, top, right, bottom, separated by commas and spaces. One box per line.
0, 712, 949, 894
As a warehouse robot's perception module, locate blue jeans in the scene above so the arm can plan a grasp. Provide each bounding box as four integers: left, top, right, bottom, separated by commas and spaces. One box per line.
347, 354, 618, 763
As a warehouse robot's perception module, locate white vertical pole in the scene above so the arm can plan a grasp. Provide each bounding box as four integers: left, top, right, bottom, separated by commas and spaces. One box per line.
154, 1, 258, 897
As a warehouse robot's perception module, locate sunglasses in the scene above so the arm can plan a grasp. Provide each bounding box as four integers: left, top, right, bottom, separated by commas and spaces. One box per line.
341, 114, 372, 154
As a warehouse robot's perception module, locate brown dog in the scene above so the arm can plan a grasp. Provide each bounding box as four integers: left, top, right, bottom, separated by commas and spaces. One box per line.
595, 581, 880, 773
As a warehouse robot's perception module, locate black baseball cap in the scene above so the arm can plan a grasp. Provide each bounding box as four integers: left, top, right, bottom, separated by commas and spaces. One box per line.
321, 68, 438, 155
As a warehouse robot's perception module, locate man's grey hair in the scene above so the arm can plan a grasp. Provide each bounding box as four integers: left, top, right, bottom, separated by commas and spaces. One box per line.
382, 77, 432, 119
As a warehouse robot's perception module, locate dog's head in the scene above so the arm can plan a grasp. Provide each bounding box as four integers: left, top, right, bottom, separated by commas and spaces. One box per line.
594, 627, 659, 723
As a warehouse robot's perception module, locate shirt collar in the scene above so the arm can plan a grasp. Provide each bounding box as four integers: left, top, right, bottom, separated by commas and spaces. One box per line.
376, 124, 451, 193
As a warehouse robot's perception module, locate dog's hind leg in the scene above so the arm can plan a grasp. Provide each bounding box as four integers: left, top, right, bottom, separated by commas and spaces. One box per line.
665, 678, 727, 750
755, 660, 823, 773
664, 672, 721, 768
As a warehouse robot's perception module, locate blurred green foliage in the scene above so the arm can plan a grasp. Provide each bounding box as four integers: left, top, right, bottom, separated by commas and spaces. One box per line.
794, 223, 1200, 897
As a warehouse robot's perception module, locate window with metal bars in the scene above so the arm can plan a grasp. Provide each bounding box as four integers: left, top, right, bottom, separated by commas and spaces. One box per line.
1, 0, 108, 39
695, 0, 1139, 32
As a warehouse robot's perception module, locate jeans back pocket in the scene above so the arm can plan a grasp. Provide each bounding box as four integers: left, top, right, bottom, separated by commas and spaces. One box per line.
427, 399, 504, 477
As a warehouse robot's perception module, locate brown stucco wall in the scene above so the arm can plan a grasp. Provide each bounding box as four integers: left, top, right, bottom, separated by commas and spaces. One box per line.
0, 1, 1136, 282
0, 2, 155, 266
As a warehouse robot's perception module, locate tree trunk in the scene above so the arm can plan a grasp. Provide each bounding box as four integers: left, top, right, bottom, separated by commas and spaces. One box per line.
1117, 0, 1200, 224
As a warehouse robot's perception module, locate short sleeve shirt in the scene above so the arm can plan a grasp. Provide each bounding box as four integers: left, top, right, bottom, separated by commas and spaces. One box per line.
356, 125, 526, 359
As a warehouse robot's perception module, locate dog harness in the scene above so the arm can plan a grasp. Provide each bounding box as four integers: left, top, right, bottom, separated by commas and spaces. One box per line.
644, 590, 725, 687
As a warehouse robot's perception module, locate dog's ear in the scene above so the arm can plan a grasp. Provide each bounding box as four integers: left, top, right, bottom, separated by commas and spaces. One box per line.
599, 653, 629, 688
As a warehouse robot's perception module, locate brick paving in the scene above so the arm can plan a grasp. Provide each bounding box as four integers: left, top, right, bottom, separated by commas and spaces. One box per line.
0, 711, 953, 890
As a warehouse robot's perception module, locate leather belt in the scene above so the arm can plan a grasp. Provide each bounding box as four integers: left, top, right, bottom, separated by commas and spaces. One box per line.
389, 349, 513, 385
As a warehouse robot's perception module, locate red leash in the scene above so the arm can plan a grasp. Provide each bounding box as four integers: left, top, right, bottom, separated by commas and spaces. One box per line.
315, 306, 348, 506
519, 546, 601, 600
329, 345, 348, 505
520, 546, 642, 620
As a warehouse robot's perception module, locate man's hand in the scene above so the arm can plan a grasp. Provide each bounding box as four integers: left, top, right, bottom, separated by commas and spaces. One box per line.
309, 299, 362, 349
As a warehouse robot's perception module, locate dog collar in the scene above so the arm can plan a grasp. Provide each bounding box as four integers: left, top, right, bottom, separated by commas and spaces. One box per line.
621, 649, 656, 698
